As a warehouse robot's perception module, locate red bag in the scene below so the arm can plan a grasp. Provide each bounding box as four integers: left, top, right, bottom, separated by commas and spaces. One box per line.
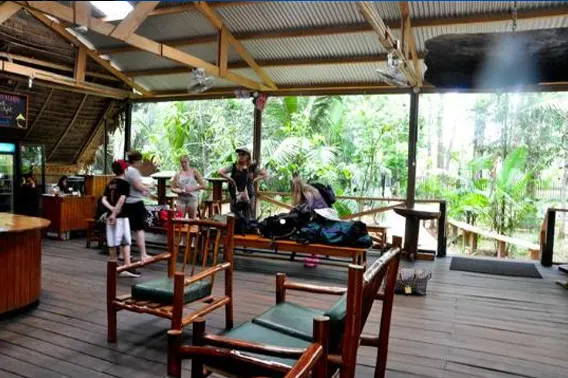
159, 210, 182, 226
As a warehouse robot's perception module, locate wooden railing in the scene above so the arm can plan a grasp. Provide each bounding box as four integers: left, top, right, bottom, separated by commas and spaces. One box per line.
448, 219, 540, 260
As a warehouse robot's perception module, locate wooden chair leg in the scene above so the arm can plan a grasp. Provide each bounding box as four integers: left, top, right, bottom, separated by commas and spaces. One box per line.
192, 319, 206, 378
167, 330, 182, 378
107, 259, 117, 343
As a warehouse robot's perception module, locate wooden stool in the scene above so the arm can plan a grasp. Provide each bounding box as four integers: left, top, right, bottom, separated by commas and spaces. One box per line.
86, 218, 104, 248
367, 224, 390, 250
201, 200, 221, 219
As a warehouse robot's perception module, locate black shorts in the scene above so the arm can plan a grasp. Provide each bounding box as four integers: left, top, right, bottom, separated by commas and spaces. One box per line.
125, 201, 147, 231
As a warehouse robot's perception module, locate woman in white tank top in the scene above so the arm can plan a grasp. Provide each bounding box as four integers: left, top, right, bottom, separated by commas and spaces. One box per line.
171, 155, 206, 218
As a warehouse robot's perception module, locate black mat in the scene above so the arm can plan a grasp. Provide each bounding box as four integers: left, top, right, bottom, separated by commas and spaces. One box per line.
450, 256, 542, 278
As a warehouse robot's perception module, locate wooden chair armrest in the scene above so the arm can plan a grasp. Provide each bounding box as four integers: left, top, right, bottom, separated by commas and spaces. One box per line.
116, 252, 171, 273
284, 281, 347, 296
284, 343, 324, 378
182, 262, 231, 287
202, 333, 307, 358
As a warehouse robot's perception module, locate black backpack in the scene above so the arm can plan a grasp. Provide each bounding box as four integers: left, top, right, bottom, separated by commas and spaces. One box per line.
310, 182, 336, 206
259, 203, 314, 240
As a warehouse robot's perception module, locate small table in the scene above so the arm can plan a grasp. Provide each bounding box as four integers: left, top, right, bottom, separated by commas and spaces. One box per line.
394, 206, 440, 261
151, 171, 175, 206
206, 177, 227, 203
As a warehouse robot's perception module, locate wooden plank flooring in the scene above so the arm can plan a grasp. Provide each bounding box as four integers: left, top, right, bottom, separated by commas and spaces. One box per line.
1, 238, 568, 378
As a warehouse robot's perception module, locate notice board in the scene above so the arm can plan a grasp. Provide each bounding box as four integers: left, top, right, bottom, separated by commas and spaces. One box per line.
0, 92, 28, 129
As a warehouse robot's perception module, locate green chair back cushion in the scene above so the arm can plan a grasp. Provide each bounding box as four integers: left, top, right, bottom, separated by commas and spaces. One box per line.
323, 293, 348, 347
131, 277, 212, 305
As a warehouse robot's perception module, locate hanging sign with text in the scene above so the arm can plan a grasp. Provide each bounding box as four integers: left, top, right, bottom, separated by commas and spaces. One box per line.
0, 92, 28, 129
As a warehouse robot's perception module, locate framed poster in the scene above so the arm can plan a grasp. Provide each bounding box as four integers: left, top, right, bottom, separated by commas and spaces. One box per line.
0, 92, 28, 129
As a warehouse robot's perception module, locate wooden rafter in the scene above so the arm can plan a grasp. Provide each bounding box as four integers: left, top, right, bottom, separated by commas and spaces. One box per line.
195, 1, 277, 89
399, 1, 422, 86
0, 1, 21, 24
29, 9, 150, 96
124, 53, 428, 77
24, 88, 53, 139
218, 27, 229, 76
97, 6, 568, 55
20, 1, 270, 91
358, 1, 419, 87
0, 52, 120, 81
74, 101, 116, 163
0, 61, 132, 99
48, 94, 88, 161
110, 1, 159, 40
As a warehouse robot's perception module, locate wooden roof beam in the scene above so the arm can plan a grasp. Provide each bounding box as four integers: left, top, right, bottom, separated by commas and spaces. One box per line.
97, 6, 568, 55
110, 1, 160, 40
399, 1, 422, 86
358, 1, 419, 88
195, 1, 277, 89
0, 1, 21, 24
74, 47, 86, 82
21, 1, 269, 91
73, 1, 90, 28
48, 94, 88, 161
29, 9, 150, 96
0, 61, 134, 99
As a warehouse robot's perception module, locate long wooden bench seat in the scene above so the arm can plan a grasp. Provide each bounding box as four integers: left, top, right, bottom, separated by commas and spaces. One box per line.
448, 219, 540, 259
167, 237, 402, 378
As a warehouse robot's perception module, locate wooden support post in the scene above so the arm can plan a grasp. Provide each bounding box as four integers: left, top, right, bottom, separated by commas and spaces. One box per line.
252, 102, 262, 217
74, 48, 87, 83
406, 91, 419, 208
437, 200, 447, 257
542, 209, 555, 267
497, 241, 507, 258
124, 99, 132, 156
225, 215, 235, 330
470, 232, 477, 253
103, 118, 109, 174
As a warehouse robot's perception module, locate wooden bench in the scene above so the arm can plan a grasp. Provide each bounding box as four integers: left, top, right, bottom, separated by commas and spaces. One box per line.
366, 224, 390, 250
448, 219, 540, 259
167, 237, 402, 378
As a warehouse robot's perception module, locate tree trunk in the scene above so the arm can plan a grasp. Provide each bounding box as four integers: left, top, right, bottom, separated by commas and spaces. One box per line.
436, 95, 445, 170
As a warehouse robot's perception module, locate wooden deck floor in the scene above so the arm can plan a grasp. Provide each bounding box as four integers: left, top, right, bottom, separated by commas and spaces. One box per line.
1, 238, 568, 378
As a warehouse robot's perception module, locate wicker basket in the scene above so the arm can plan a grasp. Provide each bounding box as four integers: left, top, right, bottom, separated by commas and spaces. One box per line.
394, 268, 432, 295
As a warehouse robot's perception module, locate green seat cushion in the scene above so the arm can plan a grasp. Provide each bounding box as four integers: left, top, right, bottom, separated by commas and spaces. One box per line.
131, 277, 212, 305
324, 293, 348, 347
222, 321, 310, 367
252, 302, 324, 341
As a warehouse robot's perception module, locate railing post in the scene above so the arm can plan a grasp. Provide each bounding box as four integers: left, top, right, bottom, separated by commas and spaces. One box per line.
541, 209, 555, 267
437, 200, 447, 257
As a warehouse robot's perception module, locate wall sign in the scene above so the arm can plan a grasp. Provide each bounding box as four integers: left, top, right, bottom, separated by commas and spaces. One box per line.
0, 92, 28, 129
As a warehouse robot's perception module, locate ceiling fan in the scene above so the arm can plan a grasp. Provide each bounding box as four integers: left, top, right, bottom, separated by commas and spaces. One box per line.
376, 48, 409, 88
187, 68, 214, 94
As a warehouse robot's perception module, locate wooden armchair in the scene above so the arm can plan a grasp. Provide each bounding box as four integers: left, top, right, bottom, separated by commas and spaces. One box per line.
167, 237, 402, 378
106, 211, 235, 343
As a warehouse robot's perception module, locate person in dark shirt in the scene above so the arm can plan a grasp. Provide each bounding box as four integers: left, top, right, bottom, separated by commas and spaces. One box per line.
102, 160, 140, 278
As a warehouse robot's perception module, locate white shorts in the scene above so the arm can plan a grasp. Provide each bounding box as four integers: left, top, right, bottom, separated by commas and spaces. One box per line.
106, 217, 132, 248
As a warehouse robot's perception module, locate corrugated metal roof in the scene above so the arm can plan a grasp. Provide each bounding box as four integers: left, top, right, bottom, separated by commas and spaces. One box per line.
108, 51, 178, 72
243, 32, 387, 61
136, 11, 216, 41
410, 1, 566, 19
264, 62, 392, 86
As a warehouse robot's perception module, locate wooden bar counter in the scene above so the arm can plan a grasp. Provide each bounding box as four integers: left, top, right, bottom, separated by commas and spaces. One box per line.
0, 213, 50, 315
42, 195, 95, 240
